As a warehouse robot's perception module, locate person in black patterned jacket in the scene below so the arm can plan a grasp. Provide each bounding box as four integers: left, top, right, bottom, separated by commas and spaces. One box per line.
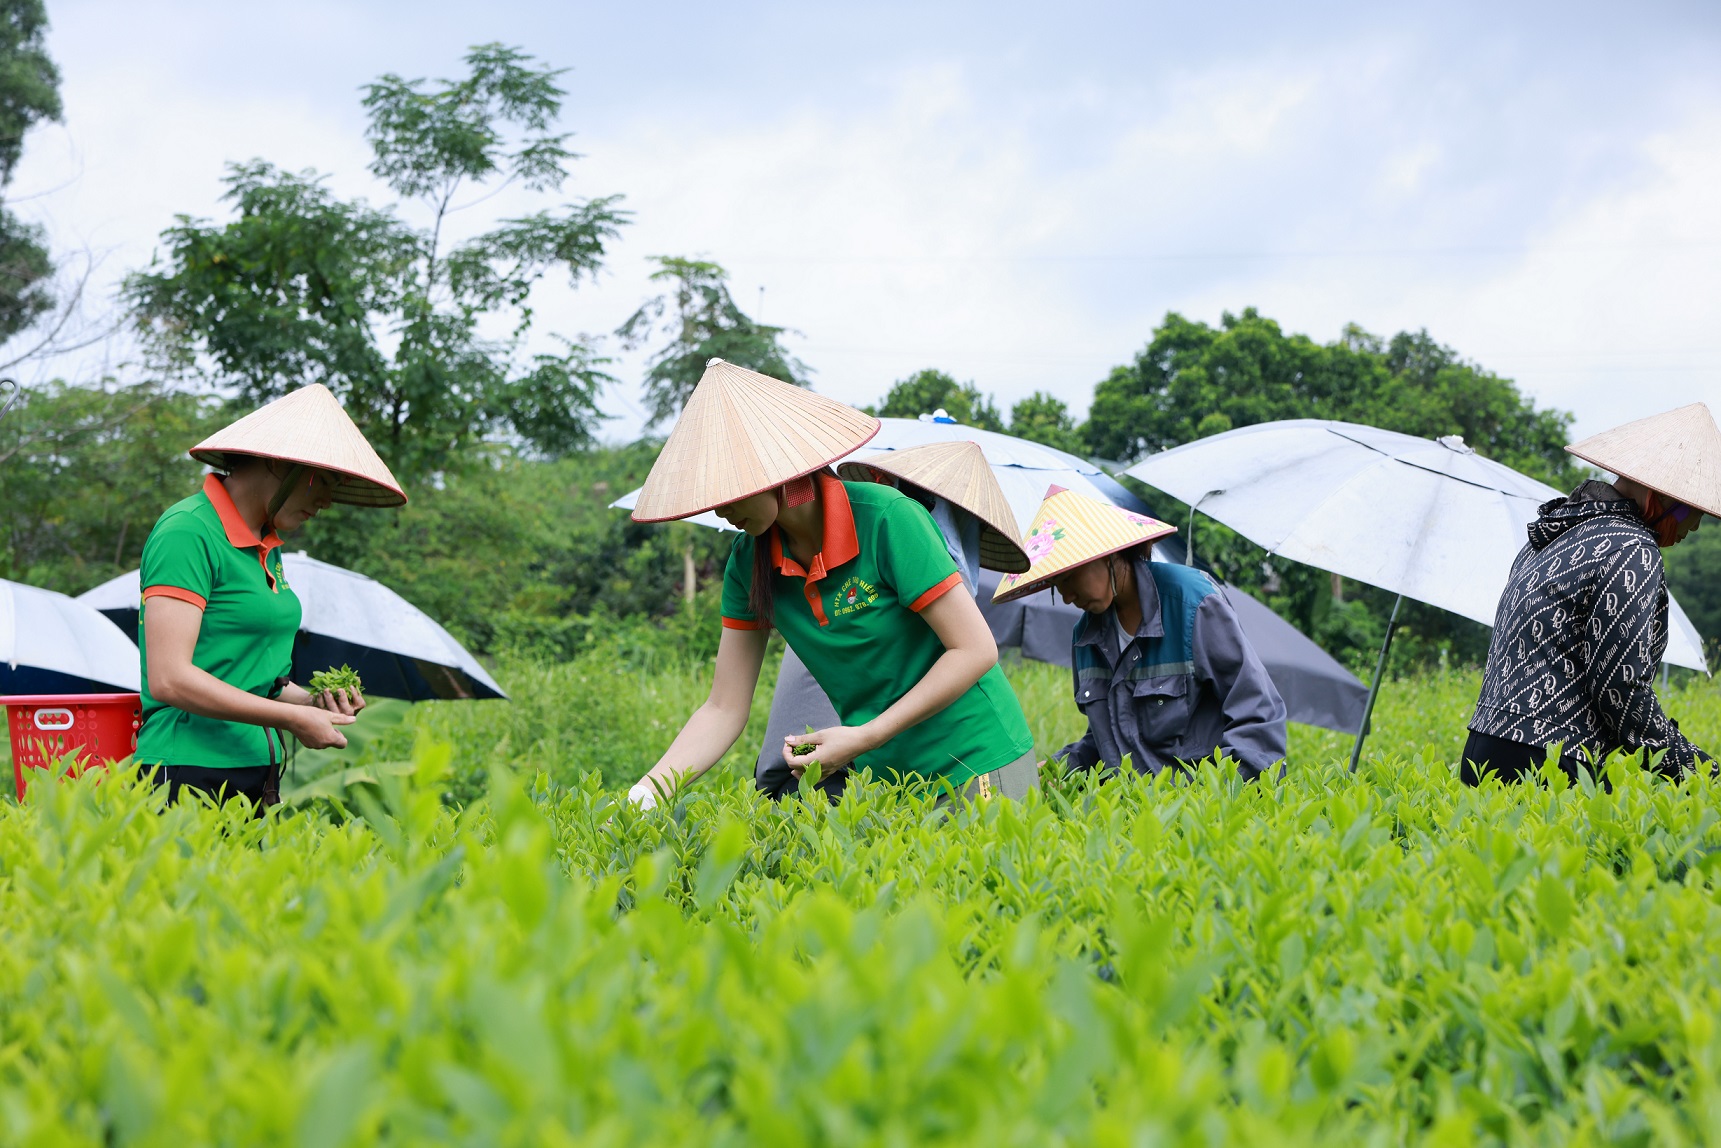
1463, 403, 1720, 784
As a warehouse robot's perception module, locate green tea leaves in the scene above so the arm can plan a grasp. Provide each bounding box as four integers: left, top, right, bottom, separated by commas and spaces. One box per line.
307, 664, 364, 698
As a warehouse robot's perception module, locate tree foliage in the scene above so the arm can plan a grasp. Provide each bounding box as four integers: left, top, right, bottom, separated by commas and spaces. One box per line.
1086, 309, 1582, 488
0, 379, 222, 593
616, 257, 810, 427
125, 44, 627, 479
1665, 521, 1721, 664
1008, 390, 1082, 454
0, 0, 60, 343
868, 368, 1005, 432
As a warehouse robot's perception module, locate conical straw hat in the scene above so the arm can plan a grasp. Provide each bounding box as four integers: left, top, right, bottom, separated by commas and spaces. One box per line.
837, 441, 1028, 572
631, 359, 879, 522
992, 485, 1177, 604
190, 384, 406, 507
1566, 402, 1721, 519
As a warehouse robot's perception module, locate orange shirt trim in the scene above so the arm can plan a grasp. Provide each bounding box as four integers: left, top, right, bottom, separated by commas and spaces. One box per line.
141, 585, 208, 610
908, 571, 962, 613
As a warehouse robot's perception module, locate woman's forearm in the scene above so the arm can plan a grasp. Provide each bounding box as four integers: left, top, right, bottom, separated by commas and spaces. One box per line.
640, 700, 753, 791
151, 662, 301, 731
632, 626, 768, 800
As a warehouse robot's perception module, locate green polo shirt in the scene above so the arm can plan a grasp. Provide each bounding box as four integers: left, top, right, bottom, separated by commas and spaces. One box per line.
722, 476, 1033, 787
136, 474, 301, 769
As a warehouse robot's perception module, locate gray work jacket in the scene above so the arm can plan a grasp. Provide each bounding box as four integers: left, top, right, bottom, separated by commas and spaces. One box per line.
1057, 558, 1288, 781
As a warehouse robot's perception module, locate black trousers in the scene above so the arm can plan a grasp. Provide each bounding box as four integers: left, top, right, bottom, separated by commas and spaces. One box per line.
1459, 731, 1579, 786
151, 764, 272, 808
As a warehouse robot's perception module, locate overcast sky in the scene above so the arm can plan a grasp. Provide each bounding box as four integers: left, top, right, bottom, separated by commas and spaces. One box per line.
15, 0, 1721, 445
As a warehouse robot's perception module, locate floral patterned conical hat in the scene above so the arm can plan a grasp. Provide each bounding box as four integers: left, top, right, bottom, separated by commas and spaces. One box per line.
992, 485, 1177, 604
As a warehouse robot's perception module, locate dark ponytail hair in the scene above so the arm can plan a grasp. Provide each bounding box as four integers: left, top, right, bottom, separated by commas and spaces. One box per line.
750, 528, 776, 630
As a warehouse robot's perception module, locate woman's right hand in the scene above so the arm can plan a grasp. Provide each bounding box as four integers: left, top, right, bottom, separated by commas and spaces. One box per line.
289, 707, 356, 750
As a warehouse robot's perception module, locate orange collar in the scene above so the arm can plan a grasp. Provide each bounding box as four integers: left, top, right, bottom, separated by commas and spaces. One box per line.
768, 474, 860, 627
770, 473, 859, 583
203, 473, 285, 589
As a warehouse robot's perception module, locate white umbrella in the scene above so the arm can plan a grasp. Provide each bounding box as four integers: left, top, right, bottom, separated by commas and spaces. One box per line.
610, 414, 1147, 536
1126, 419, 1709, 766
0, 578, 140, 694
78, 553, 505, 702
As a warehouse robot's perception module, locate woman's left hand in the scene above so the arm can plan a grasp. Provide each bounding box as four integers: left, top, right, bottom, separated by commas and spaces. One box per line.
312, 687, 366, 718
784, 725, 874, 779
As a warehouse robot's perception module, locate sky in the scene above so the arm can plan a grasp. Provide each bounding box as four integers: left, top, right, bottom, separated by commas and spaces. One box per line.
13, 0, 1721, 445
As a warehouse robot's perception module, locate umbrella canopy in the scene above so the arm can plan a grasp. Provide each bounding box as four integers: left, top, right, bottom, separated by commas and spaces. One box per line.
78, 553, 505, 701
1, 578, 140, 694
1126, 419, 1708, 673
612, 415, 1158, 535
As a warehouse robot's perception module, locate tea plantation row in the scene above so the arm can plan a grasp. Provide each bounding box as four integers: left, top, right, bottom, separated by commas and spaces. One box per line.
0, 668, 1717, 1143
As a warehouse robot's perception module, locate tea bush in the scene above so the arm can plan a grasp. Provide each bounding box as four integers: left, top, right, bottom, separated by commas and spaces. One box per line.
2, 667, 1719, 1143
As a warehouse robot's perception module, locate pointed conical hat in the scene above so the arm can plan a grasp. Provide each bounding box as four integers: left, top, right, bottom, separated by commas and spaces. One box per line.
1566, 402, 1721, 519
992, 485, 1177, 604
631, 359, 879, 522
189, 384, 406, 507
837, 441, 1029, 572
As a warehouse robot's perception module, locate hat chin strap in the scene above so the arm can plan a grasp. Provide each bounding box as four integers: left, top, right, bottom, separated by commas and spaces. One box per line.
265, 463, 306, 532
782, 474, 817, 508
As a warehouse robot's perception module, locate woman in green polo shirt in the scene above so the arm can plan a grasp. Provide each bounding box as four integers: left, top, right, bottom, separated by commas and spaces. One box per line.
623, 360, 1037, 808
137, 384, 407, 808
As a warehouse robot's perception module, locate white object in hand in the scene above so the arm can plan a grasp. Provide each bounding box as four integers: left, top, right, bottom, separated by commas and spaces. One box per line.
626, 780, 659, 810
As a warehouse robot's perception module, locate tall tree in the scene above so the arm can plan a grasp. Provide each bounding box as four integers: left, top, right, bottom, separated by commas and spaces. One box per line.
1085, 308, 1580, 488
1009, 390, 1082, 454
615, 256, 810, 426
126, 44, 627, 478
869, 368, 1005, 432
0, 0, 60, 343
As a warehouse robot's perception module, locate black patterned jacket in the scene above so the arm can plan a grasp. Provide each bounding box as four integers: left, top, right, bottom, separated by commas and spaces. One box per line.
1469, 481, 1708, 776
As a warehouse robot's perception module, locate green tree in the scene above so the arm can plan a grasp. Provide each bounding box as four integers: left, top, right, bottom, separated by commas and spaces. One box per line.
0, 379, 222, 594
0, 0, 61, 343
125, 44, 627, 479
1666, 521, 1721, 665
1085, 308, 1580, 488
869, 368, 1005, 431
615, 257, 810, 426
1009, 390, 1082, 454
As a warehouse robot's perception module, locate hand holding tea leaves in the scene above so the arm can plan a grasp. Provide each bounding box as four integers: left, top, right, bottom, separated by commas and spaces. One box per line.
307, 664, 366, 717
784, 723, 872, 781
788, 725, 822, 782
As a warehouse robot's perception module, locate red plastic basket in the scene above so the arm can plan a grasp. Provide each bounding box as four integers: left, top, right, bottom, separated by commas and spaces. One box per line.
2, 693, 141, 801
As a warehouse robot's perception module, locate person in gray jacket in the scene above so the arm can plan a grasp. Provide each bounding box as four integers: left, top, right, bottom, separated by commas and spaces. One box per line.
993, 485, 1287, 781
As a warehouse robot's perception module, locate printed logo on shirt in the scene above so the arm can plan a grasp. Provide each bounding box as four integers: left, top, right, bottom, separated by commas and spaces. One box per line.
832, 576, 879, 618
